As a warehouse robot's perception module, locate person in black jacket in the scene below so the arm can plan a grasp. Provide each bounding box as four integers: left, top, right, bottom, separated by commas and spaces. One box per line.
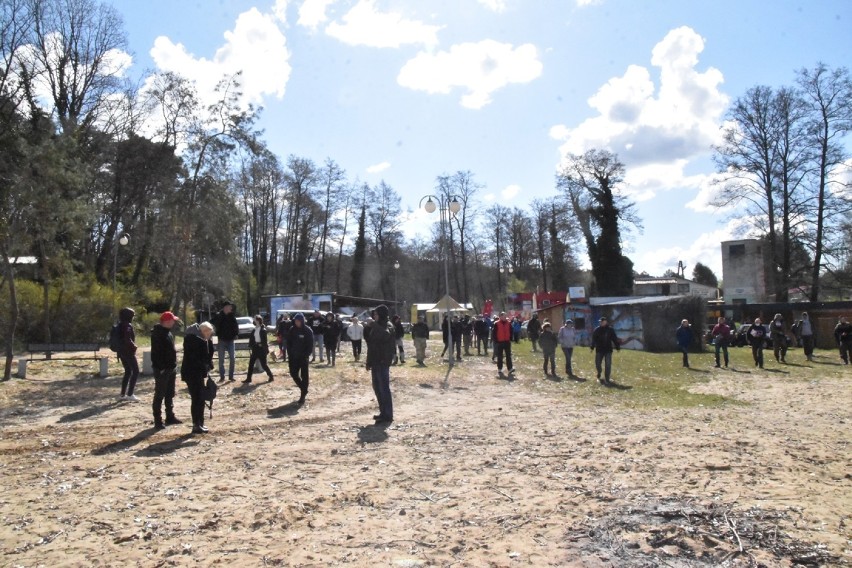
117, 307, 140, 402
461, 315, 473, 356
309, 310, 325, 363
323, 312, 342, 366
244, 315, 274, 383
151, 311, 182, 429
275, 313, 291, 362
527, 313, 542, 352
474, 315, 489, 356
451, 316, 463, 361
181, 321, 215, 434
391, 314, 405, 365
287, 313, 314, 405
748, 317, 768, 368
211, 302, 239, 383
366, 304, 396, 424
411, 316, 430, 365
590, 316, 620, 384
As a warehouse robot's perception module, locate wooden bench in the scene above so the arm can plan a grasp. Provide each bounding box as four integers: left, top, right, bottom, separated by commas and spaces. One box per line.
19, 343, 108, 379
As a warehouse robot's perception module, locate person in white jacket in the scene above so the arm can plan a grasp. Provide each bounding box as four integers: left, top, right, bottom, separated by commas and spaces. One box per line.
558, 319, 577, 376
347, 317, 365, 362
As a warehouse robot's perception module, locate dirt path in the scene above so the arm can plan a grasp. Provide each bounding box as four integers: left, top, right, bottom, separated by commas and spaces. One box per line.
0, 342, 849, 566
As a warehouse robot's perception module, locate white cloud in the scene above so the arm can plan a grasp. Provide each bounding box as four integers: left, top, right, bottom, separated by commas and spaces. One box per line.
149, 7, 291, 108
551, 26, 728, 200
635, 218, 751, 277
366, 161, 390, 173
576, 0, 602, 6
272, 0, 289, 23
398, 40, 542, 109
478, 0, 507, 13
297, 0, 335, 29
325, 0, 441, 48
501, 184, 521, 200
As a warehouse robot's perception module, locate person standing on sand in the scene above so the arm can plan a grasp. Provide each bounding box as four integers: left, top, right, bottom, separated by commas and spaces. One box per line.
117, 307, 140, 402
366, 304, 395, 424
323, 312, 341, 367
676, 319, 693, 368
391, 314, 406, 365
181, 321, 215, 434
287, 313, 314, 405
558, 319, 576, 376
151, 311, 182, 429
539, 322, 558, 376
474, 315, 489, 356
211, 302, 238, 383
590, 316, 620, 384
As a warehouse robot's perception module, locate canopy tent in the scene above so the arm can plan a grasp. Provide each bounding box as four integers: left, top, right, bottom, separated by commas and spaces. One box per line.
425, 294, 468, 314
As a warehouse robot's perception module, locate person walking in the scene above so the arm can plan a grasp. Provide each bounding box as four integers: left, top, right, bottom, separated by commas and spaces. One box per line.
440, 315, 450, 359
411, 316, 430, 366
151, 311, 182, 429
493, 312, 514, 375
391, 314, 406, 365
511, 317, 522, 343
366, 304, 395, 424
309, 310, 325, 363
795, 312, 816, 362
834, 316, 852, 364
347, 317, 364, 362
116, 307, 140, 401
770, 313, 788, 363
181, 321, 215, 434
527, 313, 542, 352
211, 302, 238, 383
748, 317, 768, 368
474, 315, 489, 356
323, 312, 342, 366
462, 315, 473, 356
676, 319, 693, 368
590, 316, 620, 384
558, 319, 577, 376
243, 315, 274, 383
711, 316, 731, 368
539, 322, 558, 376
451, 315, 463, 361
287, 313, 314, 405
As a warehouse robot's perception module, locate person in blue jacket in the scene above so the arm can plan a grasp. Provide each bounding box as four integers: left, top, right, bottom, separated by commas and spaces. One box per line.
676, 319, 694, 368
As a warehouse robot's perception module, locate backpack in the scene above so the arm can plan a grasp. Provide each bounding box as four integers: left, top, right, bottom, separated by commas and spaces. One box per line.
109, 323, 122, 352
203, 376, 218, 418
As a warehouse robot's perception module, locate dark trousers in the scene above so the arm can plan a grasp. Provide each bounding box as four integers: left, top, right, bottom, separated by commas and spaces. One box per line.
247, 348, 273, 381
495, 341, 513, 371
152, 367, 177, 422
543, 350, 555, 374
288, 358, 310, 397
371, 365, 393, 420
773, 337, 788, 362
476, 334, 489, 355
562, 347, 574, 375
801, 335, 814, 358
751, 345, 764, 367
185, 376, 205, 427
840, 341, 852, 364
325, 341, 338, 365
351, 339, 362, 360
715, 342, 729, 367
680, 346, 689, 367
595, 351, 613, 380
119, 351, 139, 396
453, 339, 462, 359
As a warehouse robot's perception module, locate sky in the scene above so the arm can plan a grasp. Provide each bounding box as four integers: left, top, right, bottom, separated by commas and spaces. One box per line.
107, 0, 852, 278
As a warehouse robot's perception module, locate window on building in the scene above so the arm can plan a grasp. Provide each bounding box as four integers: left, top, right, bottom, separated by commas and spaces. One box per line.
729, 244, 745, 257
574, 317, 586, 330
678, 283, 690, 294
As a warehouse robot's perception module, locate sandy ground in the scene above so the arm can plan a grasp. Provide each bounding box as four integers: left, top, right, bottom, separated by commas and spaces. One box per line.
0, 340, 849, 567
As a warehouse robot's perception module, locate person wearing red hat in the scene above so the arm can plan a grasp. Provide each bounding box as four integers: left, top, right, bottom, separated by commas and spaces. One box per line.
151, 311, 183, 429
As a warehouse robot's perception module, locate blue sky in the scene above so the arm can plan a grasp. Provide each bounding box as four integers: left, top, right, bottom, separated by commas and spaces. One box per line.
109, 0, 852, 278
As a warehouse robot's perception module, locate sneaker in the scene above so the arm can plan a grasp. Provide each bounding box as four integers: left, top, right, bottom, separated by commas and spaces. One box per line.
116, 394, 126, 401
126, 394, 140, 402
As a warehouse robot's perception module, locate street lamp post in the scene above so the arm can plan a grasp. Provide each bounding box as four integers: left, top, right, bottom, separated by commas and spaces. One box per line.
112, 233, 129, 306
420, 194, 461, 368
393, 260, 400, 316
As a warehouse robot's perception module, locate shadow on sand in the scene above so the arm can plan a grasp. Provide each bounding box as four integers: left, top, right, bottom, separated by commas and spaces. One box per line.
134, 434, 198, 457
91, 427, 158, 455
357, 423, 390, 444
267, 401, 303, 419
58, 401, 122, 423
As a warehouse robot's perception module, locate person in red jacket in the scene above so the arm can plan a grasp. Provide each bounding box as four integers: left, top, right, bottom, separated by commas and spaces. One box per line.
493, 311, 515, 375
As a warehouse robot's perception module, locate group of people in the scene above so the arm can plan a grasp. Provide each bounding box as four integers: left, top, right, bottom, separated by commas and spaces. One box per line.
113, 303, 400, 435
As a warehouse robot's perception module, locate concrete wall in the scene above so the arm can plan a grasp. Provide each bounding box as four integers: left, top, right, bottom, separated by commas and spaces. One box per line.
721, 239, 767, 303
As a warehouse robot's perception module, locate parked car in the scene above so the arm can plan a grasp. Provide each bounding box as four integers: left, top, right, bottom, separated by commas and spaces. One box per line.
236, 316, 255, 339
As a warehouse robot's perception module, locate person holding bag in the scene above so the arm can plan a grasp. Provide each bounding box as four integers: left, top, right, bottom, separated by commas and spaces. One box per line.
244, 315, 274, 383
